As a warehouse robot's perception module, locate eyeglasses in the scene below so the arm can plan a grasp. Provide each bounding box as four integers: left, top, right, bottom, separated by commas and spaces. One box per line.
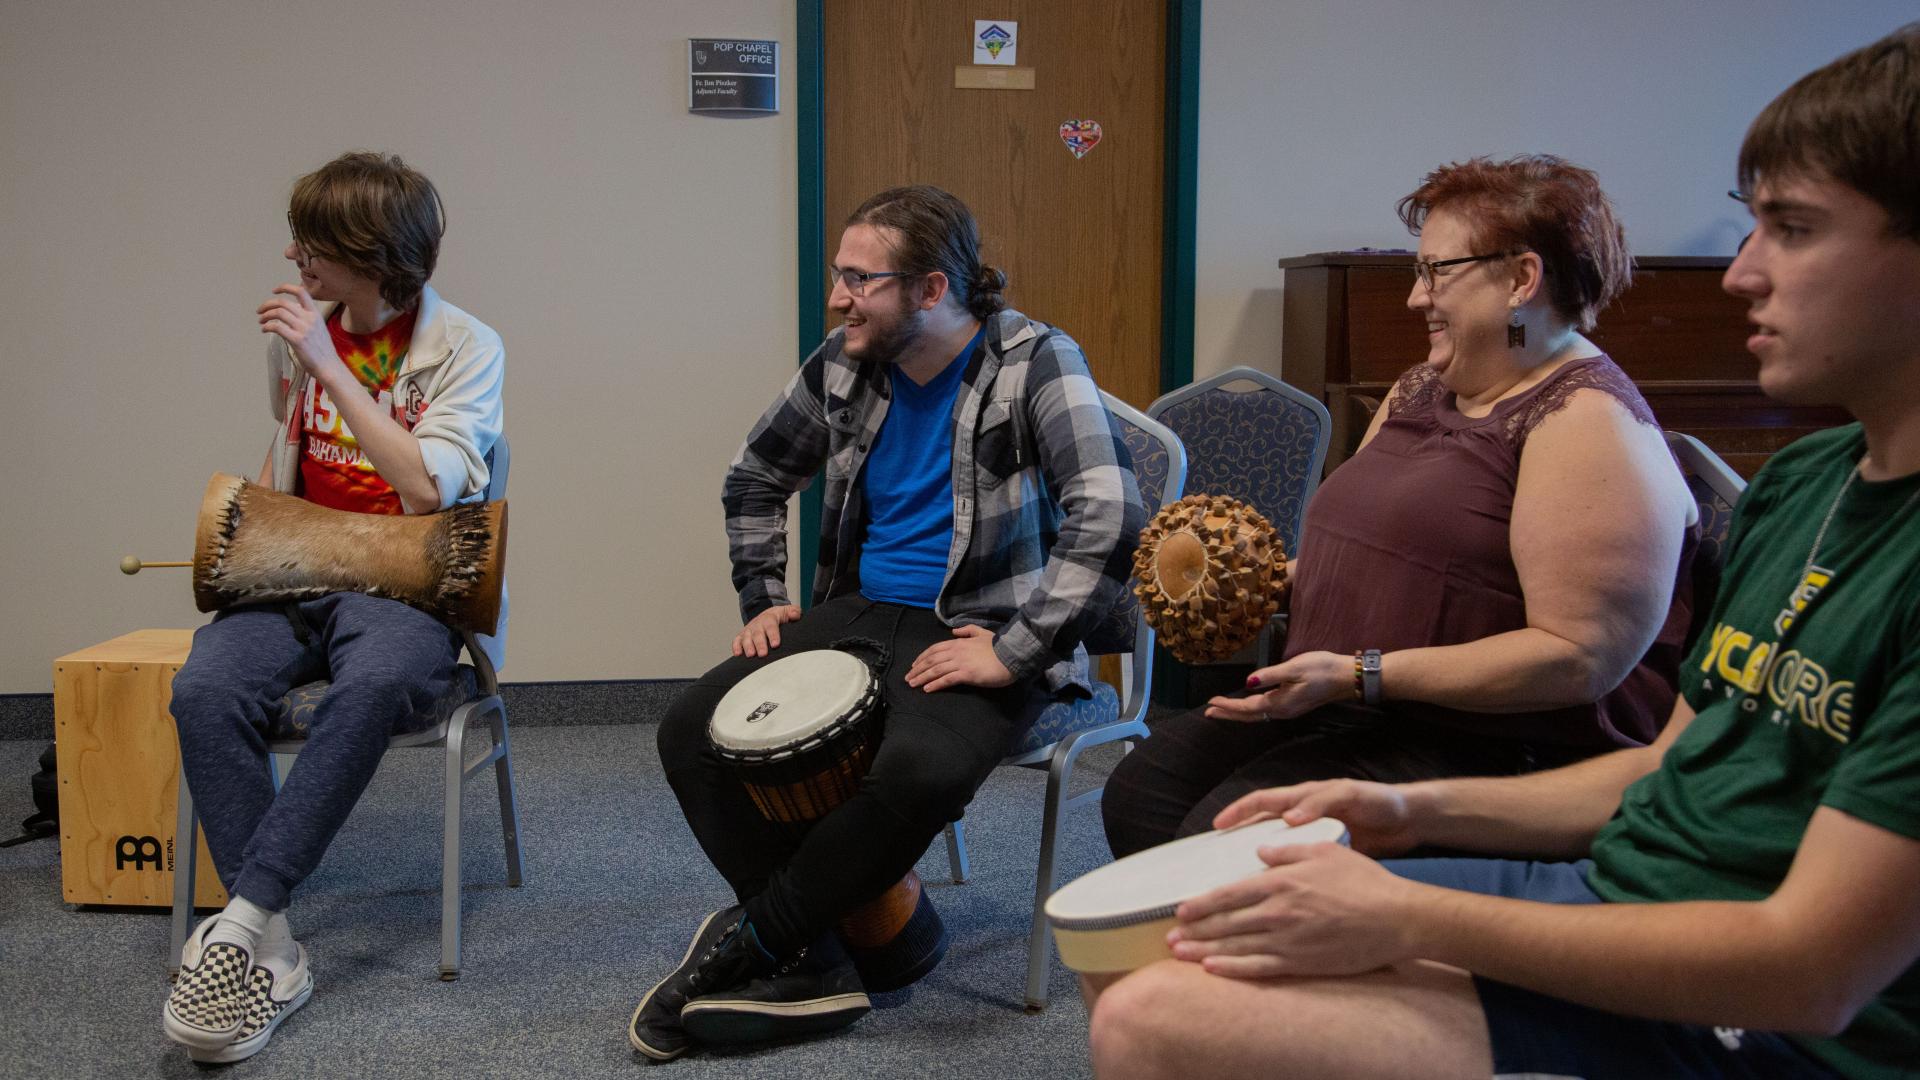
1412, 250, 1523, 291
286, 212, 316, 268
828, 264, 912, 296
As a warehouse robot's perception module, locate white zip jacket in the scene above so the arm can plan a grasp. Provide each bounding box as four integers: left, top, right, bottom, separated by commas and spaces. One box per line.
263, 283, 508, 666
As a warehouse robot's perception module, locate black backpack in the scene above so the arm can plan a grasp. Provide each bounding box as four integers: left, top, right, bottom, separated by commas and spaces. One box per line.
0, 742, 57, 848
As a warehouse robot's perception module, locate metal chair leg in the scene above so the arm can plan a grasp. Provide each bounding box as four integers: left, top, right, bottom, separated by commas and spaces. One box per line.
1023, 741, 1082, 1012
439, 710, 468, 981
169, 770, 197, 978
268, 751, 294, 792
488, 703, 523, 888
945, 819, 970, 885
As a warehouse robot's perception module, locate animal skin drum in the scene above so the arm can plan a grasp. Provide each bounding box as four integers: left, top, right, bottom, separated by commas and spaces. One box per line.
708, 649, 884, 826
192, 473, 507, 634
1045, 815, 1349, 974
1133, 493, 1289, 665
708, 646, 945, 988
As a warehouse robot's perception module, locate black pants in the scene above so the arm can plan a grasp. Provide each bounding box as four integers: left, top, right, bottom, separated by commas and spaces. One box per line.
1100, 703, 1592, 859
658, 594, 1051, 954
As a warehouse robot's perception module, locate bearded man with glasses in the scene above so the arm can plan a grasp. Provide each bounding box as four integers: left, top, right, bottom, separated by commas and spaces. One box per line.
629, 184, 1144, 1060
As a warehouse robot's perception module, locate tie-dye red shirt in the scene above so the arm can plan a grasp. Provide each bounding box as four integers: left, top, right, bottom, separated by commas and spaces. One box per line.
299, 307, 420, 514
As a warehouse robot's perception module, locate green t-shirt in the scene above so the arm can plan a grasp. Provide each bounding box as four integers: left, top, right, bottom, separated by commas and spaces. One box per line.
1588, 424, 1920, 1079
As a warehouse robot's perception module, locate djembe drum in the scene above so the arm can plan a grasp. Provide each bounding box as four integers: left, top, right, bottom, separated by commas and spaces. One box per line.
707, 643, 947, 991
190, 473, 507, 634
1133, 493, 1290, 664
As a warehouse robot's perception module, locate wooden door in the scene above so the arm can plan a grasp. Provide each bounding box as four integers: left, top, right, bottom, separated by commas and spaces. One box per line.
823, 0, 1167, 409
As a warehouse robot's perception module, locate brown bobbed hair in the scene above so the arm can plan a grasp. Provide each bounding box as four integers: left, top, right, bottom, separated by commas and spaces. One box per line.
1397, 155, 1631, 332
847, 185, 1007, 321
1739, 21, 1920, 242
288, 152, 444, 310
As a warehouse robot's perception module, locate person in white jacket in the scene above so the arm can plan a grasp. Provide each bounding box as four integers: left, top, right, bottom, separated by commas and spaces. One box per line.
162, 151, 504, 1065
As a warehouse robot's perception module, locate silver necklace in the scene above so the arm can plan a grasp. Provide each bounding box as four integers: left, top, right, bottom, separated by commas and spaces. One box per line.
1794, 466, 1858, 596
1791, 463, 1920, 610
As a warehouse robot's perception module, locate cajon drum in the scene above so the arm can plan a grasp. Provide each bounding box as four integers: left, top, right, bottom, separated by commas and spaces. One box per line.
53, 629, 226, 908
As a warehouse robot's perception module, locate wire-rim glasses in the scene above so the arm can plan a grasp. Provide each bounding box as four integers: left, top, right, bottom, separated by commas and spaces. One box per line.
828, 264, 912, 296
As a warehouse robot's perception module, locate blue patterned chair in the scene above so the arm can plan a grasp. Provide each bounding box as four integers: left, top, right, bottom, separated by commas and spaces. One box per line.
1664, 431, 1746, 638
942, 391, 1185, 1010
1146, 366, 1330, 664
169, 437, 521, 983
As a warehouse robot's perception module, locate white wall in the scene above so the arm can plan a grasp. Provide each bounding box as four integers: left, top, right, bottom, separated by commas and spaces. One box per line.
1194, 1, 1920, 380
5, 1, 1914, 692
0, 0, 798, 691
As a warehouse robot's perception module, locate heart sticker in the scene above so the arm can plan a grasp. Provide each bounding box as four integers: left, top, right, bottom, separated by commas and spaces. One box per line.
1059, 120, 1102, 160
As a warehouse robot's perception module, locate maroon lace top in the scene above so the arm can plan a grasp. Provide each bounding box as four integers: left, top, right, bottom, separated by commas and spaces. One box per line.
1284, 355, 1696, 749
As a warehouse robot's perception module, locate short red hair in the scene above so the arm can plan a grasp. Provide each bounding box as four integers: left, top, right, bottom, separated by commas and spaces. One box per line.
1397, 155, 1631, 331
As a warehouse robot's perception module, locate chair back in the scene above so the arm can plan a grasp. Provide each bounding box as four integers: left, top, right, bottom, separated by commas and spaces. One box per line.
1146, 367, 1330, 559
485, 434, 511, 502
1665, 430, 1745, 643
1099, 391, 1186, 710
1664, 430, 1741, 562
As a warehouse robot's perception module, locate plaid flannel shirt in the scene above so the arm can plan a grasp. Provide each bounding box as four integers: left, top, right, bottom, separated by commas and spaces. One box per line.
722, 308, 1144, 694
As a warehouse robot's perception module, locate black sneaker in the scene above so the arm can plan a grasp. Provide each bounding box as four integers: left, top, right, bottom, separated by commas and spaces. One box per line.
845, 885, 949, 992
681, 933, 872, 1046
628, 907, 761, 1061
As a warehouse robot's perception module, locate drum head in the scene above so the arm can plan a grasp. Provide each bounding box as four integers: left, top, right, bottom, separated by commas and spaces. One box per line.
1045, 816, 1348, 930
709, 650, 875, 759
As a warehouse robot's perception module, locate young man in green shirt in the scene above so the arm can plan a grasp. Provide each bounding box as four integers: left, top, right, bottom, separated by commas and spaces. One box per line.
1084, 23, 1920, 1080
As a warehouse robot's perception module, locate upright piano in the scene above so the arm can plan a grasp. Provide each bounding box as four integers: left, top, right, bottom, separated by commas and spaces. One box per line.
1276, 251, 1846, 476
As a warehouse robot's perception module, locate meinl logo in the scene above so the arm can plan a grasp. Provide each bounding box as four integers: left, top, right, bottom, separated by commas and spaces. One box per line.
116, 835, 162, 871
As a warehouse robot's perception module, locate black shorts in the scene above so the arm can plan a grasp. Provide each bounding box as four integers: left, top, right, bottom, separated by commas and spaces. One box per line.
1381, 858, 1840, 1080
1477, 976, 1839, 1079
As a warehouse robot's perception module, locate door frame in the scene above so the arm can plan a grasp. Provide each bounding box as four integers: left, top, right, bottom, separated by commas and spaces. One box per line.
794, 0, 1201, 598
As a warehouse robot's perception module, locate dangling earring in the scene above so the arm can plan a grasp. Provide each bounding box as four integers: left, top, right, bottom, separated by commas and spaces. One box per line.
1507, 303, 1526, 349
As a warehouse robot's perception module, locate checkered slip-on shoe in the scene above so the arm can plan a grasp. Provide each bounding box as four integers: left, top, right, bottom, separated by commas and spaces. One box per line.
163, 917, 253, 1050
187, 943, 312, 1064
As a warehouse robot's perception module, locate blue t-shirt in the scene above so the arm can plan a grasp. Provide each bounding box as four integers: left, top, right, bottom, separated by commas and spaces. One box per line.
858, 330, 982, 607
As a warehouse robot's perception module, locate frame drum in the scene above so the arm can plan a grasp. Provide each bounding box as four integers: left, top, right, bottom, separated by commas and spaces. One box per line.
1045, 815, 1348, 973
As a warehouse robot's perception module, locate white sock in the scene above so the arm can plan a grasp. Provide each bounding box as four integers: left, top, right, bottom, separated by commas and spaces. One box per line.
206, 897, 297, 969
256, 911, 299, 971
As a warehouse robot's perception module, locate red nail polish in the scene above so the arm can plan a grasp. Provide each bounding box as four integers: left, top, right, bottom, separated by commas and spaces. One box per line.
1246, 675, 1261, 688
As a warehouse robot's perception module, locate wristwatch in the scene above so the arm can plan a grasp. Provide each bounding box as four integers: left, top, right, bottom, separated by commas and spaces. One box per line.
1360, 649, 1383, 706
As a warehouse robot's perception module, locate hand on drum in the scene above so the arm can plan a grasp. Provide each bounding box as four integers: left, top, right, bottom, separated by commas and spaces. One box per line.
905, 624, 1014, 692
1214, 779, 1421, 858
734, 604, 803, 657
1166, 841, 1417, 978
258, 285, 342, 377
1205, 651, 1353, 723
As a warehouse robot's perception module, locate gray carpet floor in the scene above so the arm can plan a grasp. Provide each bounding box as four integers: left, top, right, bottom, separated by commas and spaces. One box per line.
0, 724, 1125, 1079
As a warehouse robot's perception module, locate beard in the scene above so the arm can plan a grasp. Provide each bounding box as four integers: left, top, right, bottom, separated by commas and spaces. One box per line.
845, 291, 926, 365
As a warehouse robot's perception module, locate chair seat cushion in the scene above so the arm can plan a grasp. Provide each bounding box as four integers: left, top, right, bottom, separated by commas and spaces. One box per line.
1011, 680, 1121, 757
269, 665, 479, 740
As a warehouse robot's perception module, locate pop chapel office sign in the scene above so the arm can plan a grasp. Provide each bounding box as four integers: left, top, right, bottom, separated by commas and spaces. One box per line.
689, 39, 779, 114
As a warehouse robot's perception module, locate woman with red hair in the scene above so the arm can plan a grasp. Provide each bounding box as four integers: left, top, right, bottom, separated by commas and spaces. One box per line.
1104, 155, 1698, 858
